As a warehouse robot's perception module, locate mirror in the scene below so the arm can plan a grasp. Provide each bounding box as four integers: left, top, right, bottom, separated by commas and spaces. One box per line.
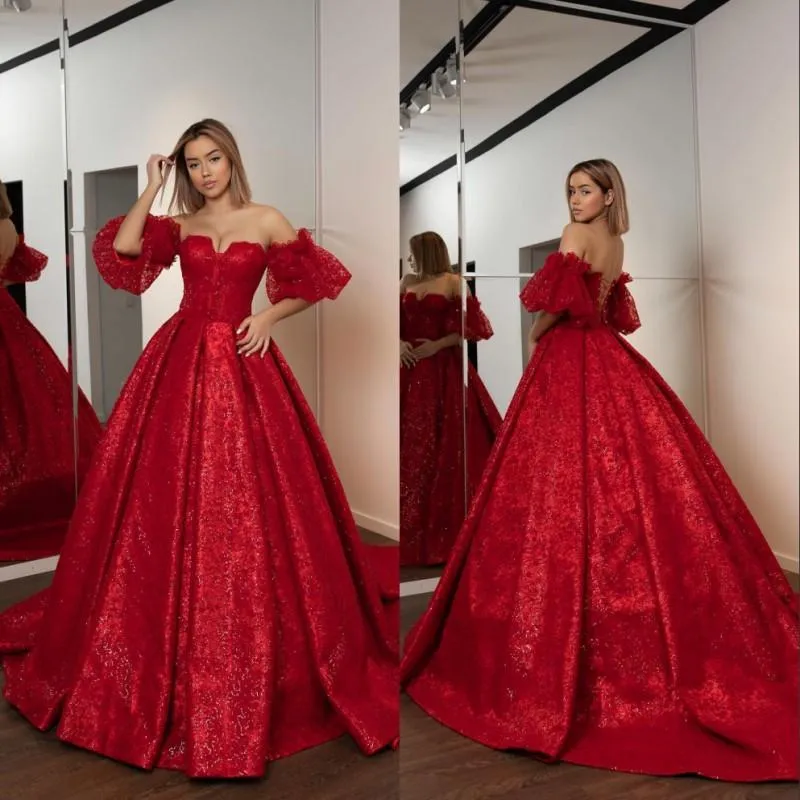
457, 1, 704, 433
65, 0, 319, 441
396, 1, 706, 559
399, 0, 469, 576
0, 1, 93, 566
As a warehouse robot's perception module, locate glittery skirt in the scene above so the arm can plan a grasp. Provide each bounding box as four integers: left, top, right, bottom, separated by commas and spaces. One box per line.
0, 288, 102, 560
402, 323, 799, 781
400, 349, 501, 566
0, 312, 398, 778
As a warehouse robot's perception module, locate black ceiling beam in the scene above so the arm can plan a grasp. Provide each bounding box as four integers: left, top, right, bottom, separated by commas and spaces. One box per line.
492, 0, 671, 29
0, 0, 178, 72
0, 38, 59, 75
490, 0, 686, 24
401, 0, 733, 194
68, 0, 177, 47
400, 3, 514, 106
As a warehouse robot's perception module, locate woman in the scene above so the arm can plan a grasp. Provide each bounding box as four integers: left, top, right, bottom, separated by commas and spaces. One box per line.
402, 160, 798, 781
0, 119, 397, 779
0, 181, 102, 561
400, 231, 501, 566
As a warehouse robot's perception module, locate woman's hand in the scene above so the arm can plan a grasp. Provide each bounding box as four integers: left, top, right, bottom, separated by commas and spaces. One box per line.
237, 310, 274, 357
146, 154, 173, 190
412, 338, 441, 360
401, 341, 417, 368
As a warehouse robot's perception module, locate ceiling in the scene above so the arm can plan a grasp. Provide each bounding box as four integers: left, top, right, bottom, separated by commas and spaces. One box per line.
0, 1, 141, 64
399, 0, 715, 187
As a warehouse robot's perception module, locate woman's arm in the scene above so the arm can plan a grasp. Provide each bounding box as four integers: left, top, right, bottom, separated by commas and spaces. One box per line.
528, 223, 588, 350
113, 154, 172, 256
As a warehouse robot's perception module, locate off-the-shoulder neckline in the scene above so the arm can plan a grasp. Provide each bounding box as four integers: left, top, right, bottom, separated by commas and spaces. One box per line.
165, 216, 311, 256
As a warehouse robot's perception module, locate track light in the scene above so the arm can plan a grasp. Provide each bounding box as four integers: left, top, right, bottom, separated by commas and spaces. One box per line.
3, 0, 32, 10
409, 85, 431, 115
445, 55, 459, 86
399, 105, 411, 132
432, 67, 457, 100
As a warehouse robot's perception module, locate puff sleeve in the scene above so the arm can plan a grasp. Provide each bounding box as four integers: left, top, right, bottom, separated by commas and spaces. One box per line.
444, 294, 494, 341
91, 214, 180, 295
1, 236, 48, 283
265, 229, 351, 304
606, 273, 641, 335
519, 251, 594, 321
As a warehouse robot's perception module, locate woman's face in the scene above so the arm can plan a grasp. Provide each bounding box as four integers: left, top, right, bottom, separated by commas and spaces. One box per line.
568, 171, 611, 223
183, 135, 232, 200
408, 247, 418, 273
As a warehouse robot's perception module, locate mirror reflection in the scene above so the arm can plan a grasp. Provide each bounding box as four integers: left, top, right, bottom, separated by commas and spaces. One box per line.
0, 7, 100, 564
402, 1, 799, 784
0, 0, 397, 782
399, 232, 500, 568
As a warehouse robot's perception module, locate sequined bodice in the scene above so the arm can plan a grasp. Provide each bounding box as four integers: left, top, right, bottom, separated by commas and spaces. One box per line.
177, 236, 268, 324
400, 293, 458, 341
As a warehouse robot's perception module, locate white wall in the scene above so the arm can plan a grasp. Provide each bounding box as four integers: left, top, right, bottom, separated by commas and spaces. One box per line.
401, 32, 704, 421
399, 169, 459, 273
0, 52, 69, 366
320, 0, 400, 539
695, 0, 799, 571
65, 0, 319, 405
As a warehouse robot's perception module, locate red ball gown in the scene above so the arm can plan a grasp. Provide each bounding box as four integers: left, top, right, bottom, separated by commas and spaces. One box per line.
402, 251, 798, 781
0, 238, 102, 561
0, 216, 398, 779
400, 291, 502, 566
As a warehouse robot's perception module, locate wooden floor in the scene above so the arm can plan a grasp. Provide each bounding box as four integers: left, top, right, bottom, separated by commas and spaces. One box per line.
1, 549, 796, 799
0, 531, 399, 800
400, 577, 799, 800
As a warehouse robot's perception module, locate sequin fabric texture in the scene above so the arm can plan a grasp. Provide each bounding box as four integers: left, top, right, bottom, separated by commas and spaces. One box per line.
0, 215, 398, 779
0, 239, 102, 560
402, 251, 799, 781
400, 292, 502, 566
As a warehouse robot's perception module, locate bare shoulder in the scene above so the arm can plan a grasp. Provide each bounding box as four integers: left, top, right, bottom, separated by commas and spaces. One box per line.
399, 273, 415, 292
559, 222, 590, 258
561, 221, 588, 241
253, 204, 297, 244
447, 271, 463, 295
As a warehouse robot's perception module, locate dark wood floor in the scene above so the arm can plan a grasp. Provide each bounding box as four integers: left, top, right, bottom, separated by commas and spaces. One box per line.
400, 577, 799, 800
0, 530, 398, 800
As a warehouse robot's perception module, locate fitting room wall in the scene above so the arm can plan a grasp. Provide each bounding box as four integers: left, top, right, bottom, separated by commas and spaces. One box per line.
319, 0, 400, 539
0, 53, 69, 366
400, 32, 704, 423
65, 0, 319, 406
695, 0, 799, 571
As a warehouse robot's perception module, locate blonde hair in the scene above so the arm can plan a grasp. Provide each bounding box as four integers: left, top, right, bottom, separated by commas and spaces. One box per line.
409, 231, 453, 278
0, 180, 12, 220
164, 118, 252, 215
567, 158, 629, 235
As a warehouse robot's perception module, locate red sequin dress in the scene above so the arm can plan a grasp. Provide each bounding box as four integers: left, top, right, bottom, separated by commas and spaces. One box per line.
0, 238, 102, 560
0, 215, 397, 778
402, 252, 799, 781
400, 292, 502, 566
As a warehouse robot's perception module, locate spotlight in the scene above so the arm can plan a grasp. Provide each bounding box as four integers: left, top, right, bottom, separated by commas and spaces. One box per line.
432, 67, 456, 100
399, 105, 411, 132
409, 85, 431, 115
3, 0, 32, 10
445, 54, 459, 86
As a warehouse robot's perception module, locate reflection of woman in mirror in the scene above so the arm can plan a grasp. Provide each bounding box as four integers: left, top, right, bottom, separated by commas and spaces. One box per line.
400, 231, 501, 567
403, 160, 798, 780
0, 180, 102, 562
0, 120, 396, 778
